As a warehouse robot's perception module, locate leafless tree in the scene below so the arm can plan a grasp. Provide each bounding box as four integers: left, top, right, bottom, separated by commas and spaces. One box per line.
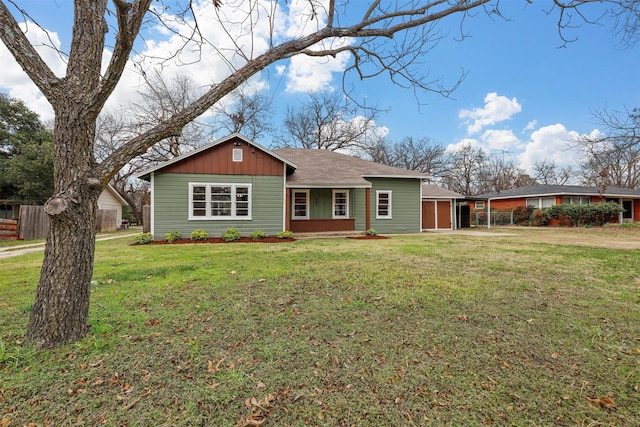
574, 107, 640, 189
441, 143, 488, 196
277, 90, 383, 152
477, 156, 526, 194
0, 0, 635, 348
211, 89, 274, 141
368, 136, 450, 177
532, 159, 573, 185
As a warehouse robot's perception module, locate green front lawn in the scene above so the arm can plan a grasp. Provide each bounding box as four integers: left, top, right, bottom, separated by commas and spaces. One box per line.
1, 230, 638, 425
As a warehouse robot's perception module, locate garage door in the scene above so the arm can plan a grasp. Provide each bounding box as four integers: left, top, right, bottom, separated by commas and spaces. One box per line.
422, 200, 451, 230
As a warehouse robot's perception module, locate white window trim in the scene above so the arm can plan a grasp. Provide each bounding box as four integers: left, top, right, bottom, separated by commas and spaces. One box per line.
188, 182, 252, 220
292, 190, 310, 219
232, 148, 243, 162
476, 201, 485, 209
332, 189, 349, 219
376, 190, 392, 219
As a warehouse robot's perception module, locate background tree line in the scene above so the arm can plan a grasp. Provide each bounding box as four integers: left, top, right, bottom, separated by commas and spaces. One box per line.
3, 88, 640, 219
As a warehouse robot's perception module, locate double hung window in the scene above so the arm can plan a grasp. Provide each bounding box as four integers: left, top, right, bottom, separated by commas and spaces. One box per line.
376, 191, 392, 219
333, 190, 348, 218
292, 190, 309, 219
189, 183, 251, 220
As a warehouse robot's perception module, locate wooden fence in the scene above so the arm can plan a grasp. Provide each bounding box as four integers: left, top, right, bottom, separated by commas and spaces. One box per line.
19, 205, 49, 240
17, 205, 119, 240
0, 218, 18, 240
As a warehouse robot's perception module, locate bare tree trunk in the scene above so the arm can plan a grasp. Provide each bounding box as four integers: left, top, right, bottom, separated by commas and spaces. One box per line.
25, 106, 102, 348
26, 196, 98, 348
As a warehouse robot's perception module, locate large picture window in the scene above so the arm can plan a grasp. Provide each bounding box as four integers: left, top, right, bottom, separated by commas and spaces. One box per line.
376, 191, 392, 219
333, 190, 349, 218
189, 183, 252, 220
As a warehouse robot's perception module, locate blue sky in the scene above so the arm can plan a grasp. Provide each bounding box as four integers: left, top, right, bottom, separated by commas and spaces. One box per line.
0, 1, 638, 177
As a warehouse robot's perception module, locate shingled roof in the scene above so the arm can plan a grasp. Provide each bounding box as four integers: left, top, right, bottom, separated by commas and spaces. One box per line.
476, 184, 640, 199
422, 184, 464, 199
273, 148, 427, 187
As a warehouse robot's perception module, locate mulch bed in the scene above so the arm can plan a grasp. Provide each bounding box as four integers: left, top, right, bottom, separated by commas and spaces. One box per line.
137, 237, 295, 245
134, 235, 389, 245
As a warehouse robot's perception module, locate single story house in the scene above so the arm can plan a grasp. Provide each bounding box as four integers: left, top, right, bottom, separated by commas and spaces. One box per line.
137, 133, 430, 238
472, 184, 640, 223
98, 184, 130, 228
421, 184, 465, 230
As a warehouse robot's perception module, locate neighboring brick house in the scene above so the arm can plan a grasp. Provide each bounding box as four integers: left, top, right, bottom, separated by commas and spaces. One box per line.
472, 184, 640, 223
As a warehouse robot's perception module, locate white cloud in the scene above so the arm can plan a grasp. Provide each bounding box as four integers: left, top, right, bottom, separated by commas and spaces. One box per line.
517, 123, 581, 174
523, 119, 538, 133
284, 49, 351, 93
0, 23, 67, 122
1, 1, 350, 123
459, 92, 522, 134
480, 129, 522, 152
445, 138, 485, 154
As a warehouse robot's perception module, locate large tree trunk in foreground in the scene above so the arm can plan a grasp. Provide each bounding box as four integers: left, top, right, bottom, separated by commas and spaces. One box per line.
26, 195, 99, 348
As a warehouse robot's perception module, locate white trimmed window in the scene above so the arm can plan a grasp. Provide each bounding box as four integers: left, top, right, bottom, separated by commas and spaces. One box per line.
476, 201, 485, 209
292, 190, 309, 219
232, 148, 243, 162
376, 191, 392, 219
332, 190, 349, 218
562, 196, 590, 205
526, 197, 555, 209
189, 183, 251, 220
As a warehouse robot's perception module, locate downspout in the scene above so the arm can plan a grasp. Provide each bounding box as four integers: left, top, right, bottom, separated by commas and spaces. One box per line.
487, 198, 491, 230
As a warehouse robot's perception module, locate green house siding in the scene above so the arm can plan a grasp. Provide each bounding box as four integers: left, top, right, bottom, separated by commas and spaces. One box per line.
368, 178, 421, 234
353, 188, 367, 231
153, 172, 285, 238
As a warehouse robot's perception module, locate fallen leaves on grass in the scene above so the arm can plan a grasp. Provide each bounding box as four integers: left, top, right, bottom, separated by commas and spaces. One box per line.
237, 394, 275, 426
586, 396, 617, 410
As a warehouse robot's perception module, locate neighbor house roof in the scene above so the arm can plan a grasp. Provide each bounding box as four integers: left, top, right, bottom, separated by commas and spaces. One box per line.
105, 184, 129, 206
136, 133, 297, 180
476, 184, 640, 200
273, 147, 428, 188
422, 184, 464, 199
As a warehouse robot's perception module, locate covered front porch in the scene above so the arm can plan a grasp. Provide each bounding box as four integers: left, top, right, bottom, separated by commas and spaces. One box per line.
285, 187, 371, 233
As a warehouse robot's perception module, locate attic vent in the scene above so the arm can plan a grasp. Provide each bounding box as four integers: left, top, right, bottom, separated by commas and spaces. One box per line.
232, 148, 243, 162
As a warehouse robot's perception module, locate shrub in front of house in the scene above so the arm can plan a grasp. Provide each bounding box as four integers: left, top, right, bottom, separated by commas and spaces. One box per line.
134, 233, 153, 244
222, 227, 242, 242
276, 230, 294, 239
190, 229, 210, 240
366, 228, 378, 236
164, 231, 182, 242
512, 206, 536, 225
250, 230, 268, 240
546, 202, 624, 227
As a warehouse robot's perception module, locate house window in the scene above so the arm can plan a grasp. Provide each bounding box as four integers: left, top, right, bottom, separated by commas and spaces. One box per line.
376, 191, 392, 219
232, 148, 243, 162
476, 201, 485, 209
526, 197, 555, 209
189, 183, 251, 220
292, 190, 309, 219
333, 190, 349, 218
562, 196, 590, 204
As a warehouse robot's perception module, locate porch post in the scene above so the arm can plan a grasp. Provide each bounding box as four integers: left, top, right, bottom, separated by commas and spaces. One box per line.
365, 188, 371, 230
285, 188, 291, 231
